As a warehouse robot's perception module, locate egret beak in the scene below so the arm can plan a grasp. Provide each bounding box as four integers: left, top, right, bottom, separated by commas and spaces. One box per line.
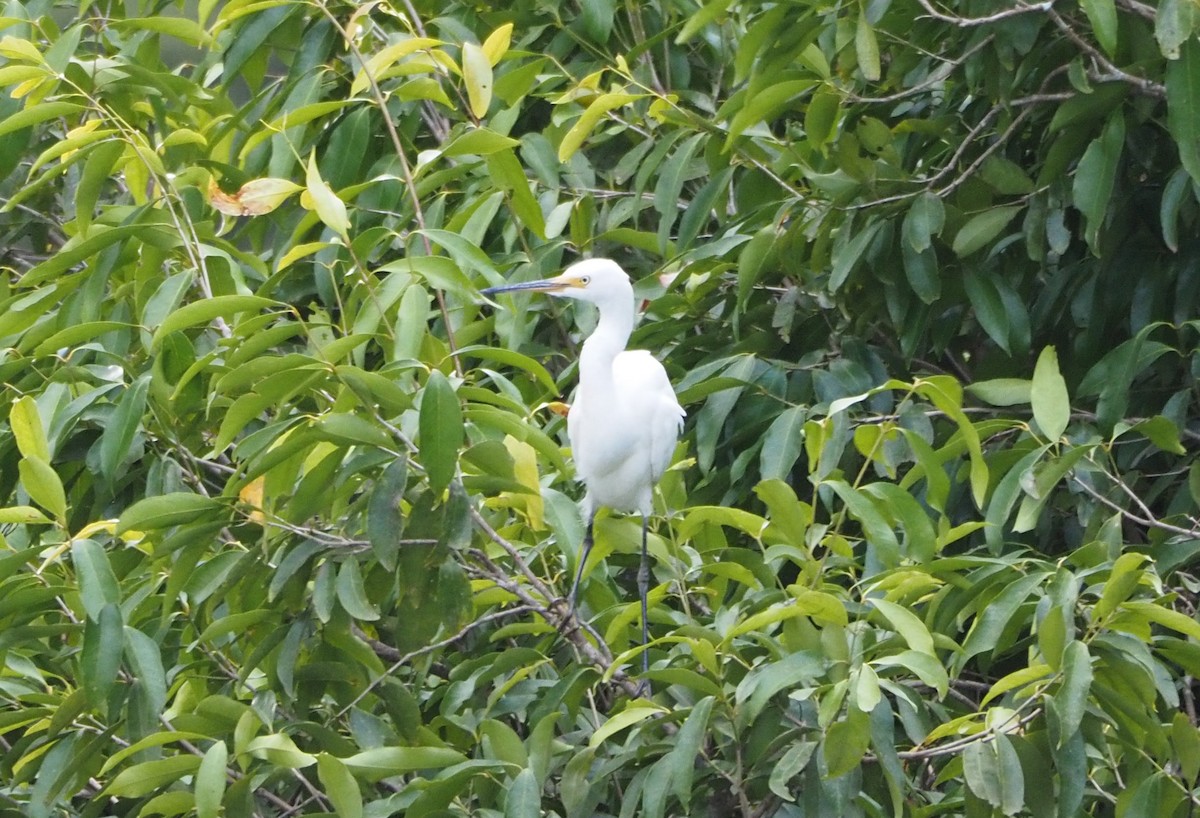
480, 273, 585, 297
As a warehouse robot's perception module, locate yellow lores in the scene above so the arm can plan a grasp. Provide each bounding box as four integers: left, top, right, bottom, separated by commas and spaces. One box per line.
482, 259, 686, 675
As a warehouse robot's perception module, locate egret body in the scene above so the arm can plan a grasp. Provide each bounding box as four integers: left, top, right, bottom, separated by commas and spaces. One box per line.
482, 259, 685, 674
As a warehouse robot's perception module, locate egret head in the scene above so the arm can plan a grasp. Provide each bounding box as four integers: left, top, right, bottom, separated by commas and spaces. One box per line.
480, 258, 633, 305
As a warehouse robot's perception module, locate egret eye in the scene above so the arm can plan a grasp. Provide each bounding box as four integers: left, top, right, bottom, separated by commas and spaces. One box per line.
580, 276, 591, 285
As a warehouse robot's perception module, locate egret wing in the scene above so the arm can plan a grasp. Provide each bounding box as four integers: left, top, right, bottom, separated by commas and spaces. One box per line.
613, 350, 685, 482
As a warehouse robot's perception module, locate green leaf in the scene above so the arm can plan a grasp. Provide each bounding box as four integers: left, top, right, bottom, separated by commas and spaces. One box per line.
71, 539, 120, 621
1072, 111, 1124, 252
107, 755, 201, 797
759, 404, 806, 481
1031, 346, 1070, 441
99, 375, 150, 483
504, 767, 540, 818
829, 219, 883, 291
314, 412, 393, 449
195, 742, 228, 818
1156, 0, 1195, 58
245, 734, 317, 768
964, 734, 1025, 815
961, 572, 1049, 661
1160, 166, 1191, 252
341, 746, 468, 781
19, 455, 66, 523
481, 22, 513, 64
824, 710, 871, 777
10, 394, 50, 460
1121, 600, 1200, 641
952, 206, 1022, 257
903, 191, 945, 253
1131, 415, 1187, 454
737, 226, 776, 309
853, 663, 881, 712
676, 0, 735, 43
336, 559, 381, 621
318, 753, 363, 818
305, 151, 350, 240
151, 295, 276, 349
980, 155, 1035, 195
855, 12, 880, 81
125, 626, 167, 719
827, 480, 900, 568
367, 459, 407, 568
805, 89, 840, 148
113, 16, 214, 46
967, 378, 1032, 406
1080, 0, 1118, 55
1095, 552, 1148, 620
589, 702, 668, 747
768, 741, 816, 801
419, 370, 463, 494
485, 149, 546, 238
1055, 640, 1092, 742
0, 505, 52, 524
558, 92, 642, 162
1172, 711, 1200, 784
0, 101, 83, 138
116, 492, 222, 534
462, 42, 493, 119
666, 697, 714, 804
82, 603, 123, 710
754, 479, 810, 548
870, 597, 935, 656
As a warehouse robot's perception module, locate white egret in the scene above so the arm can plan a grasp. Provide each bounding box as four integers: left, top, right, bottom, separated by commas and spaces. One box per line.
482, 258, 685, 674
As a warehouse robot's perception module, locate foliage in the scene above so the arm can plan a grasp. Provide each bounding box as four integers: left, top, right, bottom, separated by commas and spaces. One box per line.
0, 0, 1198, 816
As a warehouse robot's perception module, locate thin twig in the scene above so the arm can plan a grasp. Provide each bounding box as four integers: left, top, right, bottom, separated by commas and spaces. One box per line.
914, 0, 1055, 27
1073, 472, 1200, 539
1048, 9, 1165, 98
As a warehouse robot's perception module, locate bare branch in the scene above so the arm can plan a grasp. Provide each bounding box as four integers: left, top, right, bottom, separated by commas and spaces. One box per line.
1048, 9, 1166, 99
914, 0, 1054, 27
1072, 470, 1200, 539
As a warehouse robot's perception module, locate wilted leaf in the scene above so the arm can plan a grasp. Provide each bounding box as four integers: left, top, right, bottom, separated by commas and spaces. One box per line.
209, 177, 303, 216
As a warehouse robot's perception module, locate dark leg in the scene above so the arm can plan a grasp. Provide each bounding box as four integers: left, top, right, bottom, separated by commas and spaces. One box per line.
638, 514, 650, 676
567, 513, 595, 610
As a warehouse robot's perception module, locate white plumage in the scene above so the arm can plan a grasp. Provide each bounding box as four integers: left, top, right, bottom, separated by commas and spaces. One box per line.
482, 258, 685, 675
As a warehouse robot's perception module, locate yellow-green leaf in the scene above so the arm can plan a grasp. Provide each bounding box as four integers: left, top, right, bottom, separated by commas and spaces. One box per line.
1031, 346, 1070, 441
0, 101, 83, 138
19, 455, 66, 523
481, 23, 513, 65
195, 742, 227, 818
10, 395, 50, 461
304, 151, 350, 240
0, 505, 52, 524
557, 92, 642, 162
462, 41, 493, 118
318, 753, 364, 818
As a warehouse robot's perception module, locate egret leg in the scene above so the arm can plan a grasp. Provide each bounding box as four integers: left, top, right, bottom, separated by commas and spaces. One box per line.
638, 514, 650, 676
567, 514, 595, 610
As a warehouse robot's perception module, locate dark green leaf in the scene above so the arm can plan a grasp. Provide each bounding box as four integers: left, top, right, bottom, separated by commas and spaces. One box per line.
116, 493, 223, 534
82, 603, 123, 710
419, 370, 464, 495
